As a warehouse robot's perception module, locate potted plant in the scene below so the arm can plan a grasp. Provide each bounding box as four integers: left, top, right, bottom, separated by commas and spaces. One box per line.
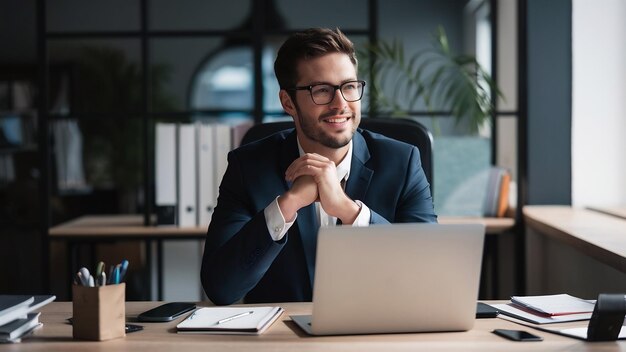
358, 27, 503, 215
359, 26, 499, 135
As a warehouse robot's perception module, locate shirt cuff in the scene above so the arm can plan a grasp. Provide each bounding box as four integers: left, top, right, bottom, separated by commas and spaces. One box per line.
264, 196, 297, 241
351, 200, 371, 227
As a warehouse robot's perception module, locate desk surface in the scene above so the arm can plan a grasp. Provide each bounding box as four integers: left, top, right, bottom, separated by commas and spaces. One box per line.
16, 301, 619, 351
524, 205, 626, 273
587, 206, 626, 220
49, 214, 515, 239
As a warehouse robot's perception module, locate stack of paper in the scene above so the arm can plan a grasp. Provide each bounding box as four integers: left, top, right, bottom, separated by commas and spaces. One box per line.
536, 325, 626, 340
0, 295, 56, 343
492, 294, 595, 324
177, 306, 284, 335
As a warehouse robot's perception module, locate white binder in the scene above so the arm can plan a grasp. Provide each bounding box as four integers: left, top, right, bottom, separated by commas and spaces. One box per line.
213, 123, 232, 199
155, 123, 177, 224
197, 123, 215, 227
178, 124, 197, 227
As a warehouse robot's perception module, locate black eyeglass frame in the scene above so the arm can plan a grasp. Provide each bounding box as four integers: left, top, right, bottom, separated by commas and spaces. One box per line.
286, 80, 366, 105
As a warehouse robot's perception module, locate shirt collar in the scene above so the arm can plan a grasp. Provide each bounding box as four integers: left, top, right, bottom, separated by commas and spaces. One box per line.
296, 138, 352, 182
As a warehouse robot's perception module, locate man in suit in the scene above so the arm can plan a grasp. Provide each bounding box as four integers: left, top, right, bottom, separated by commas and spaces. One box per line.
201, 28, 437, 305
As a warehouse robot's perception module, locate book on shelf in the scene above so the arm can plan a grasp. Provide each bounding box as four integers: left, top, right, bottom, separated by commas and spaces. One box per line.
496, 170, 511, 217
483, 167, 512, 218
177, 306, 284, 335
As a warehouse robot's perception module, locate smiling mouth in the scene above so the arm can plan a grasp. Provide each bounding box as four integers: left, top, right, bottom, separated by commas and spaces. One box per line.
323, 116, 350, 124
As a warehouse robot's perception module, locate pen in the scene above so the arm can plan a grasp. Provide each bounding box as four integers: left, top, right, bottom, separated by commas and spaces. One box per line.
217, 311, 254, 325
78, 267, 91, 287
108, 265, 115, 284
112, 266, 120, 285
119, 259, 129, 282
96, 261, 105, 277
75, 272, 84, 286
99, 272, 107, 286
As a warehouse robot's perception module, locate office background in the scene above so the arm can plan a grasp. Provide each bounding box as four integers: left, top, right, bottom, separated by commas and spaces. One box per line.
0, 0, 624, 301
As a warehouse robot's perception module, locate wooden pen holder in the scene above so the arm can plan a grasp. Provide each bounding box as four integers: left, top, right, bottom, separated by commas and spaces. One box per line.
72, 283, 126, 341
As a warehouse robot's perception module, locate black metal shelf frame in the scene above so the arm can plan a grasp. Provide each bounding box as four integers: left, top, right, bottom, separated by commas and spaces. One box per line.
36, 0, 522, 295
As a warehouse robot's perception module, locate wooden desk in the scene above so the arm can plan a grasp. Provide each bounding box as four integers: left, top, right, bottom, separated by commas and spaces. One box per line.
49, 215, 515, 300
523, 205, 626, 273
18, 301, 617, 351
587, 206, 626, 220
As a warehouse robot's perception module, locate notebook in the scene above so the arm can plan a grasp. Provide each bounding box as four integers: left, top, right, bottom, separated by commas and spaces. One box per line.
291, 223, 485, 335
176, 306, 284, 335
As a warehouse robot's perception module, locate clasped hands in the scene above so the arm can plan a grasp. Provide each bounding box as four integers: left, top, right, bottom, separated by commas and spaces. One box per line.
277, 153, 360, 225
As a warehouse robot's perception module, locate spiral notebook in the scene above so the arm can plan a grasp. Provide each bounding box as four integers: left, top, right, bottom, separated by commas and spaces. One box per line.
176, 306, 284, 335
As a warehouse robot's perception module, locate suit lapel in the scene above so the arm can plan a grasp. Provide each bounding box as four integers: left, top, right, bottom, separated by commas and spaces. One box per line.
345, 131, 373, 202
280, 131, 319, 287
278, 130, 299, 181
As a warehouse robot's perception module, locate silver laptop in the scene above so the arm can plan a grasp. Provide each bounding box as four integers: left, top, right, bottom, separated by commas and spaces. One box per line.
291, 223, 485, 335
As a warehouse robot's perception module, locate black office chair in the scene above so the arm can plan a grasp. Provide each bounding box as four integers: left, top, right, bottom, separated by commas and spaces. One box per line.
240, 117, 434, 193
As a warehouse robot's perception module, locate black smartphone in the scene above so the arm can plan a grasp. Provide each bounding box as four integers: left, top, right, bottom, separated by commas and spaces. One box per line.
137, 302, 196, 322
492, 329, 543, 341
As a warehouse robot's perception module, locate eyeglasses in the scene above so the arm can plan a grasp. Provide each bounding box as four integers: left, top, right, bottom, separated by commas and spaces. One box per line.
288, 80, 366, 105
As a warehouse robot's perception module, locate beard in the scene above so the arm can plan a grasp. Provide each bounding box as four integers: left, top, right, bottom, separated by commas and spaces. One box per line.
295, 105, 358, 149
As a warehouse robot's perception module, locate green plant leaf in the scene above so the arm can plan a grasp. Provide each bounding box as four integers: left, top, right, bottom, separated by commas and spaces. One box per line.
358, 26, 502, 135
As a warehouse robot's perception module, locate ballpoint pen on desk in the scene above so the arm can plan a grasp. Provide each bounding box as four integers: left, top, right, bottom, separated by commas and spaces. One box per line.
216, 311, 254, 325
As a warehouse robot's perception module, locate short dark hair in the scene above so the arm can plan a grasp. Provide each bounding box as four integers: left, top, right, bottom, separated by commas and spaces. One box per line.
274, 28, 358, 90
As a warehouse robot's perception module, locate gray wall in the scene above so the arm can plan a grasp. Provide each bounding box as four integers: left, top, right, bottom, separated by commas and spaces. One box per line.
526, 0, 572, 205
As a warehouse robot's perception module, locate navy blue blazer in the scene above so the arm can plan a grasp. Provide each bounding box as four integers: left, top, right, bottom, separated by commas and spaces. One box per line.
201, 129, 437, 305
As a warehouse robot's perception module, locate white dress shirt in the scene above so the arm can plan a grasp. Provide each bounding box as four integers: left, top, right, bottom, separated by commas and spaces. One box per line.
264, 139, 371, 241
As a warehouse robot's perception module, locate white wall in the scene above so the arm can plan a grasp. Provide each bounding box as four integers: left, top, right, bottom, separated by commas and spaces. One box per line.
496, 0, 518, 182
572, 0, 626, 207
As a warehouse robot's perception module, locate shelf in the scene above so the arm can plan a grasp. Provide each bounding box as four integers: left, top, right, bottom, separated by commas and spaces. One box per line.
439, 216, 515, 235
49, 214, 515, 239
0, 144, 37, 154
49, 214, 205, 239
